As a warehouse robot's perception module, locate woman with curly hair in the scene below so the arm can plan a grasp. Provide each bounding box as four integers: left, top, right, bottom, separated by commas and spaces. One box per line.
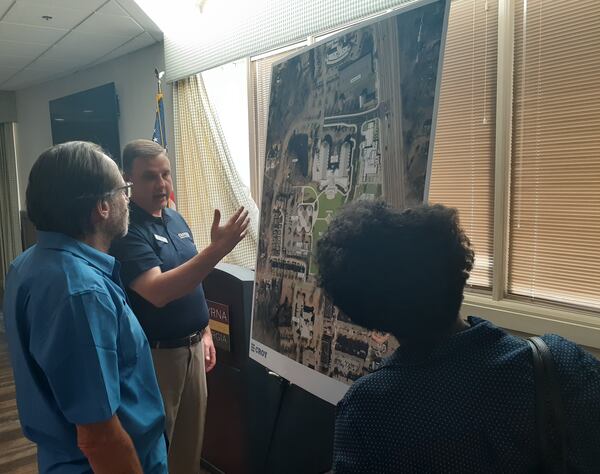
316, 201, 599, 473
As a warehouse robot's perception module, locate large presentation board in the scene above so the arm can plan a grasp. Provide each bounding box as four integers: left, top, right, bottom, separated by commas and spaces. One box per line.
250, 0, 449, 405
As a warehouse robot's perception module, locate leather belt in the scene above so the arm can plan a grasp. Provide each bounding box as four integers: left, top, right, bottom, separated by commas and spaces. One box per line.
149, 329, 204, 349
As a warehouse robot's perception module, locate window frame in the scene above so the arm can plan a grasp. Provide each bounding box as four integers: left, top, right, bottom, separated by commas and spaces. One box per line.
463, 0, 600, 349
245, 0, 600, 350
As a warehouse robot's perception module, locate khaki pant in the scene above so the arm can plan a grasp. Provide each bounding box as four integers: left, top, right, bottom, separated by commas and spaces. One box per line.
151, 340, 207, 474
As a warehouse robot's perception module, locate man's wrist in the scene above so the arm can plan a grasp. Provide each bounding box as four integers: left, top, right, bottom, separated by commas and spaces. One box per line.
204, 241, 228, 262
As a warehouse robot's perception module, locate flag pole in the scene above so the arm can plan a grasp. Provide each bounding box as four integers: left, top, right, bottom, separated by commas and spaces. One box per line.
153, 68, 174, 208
155, 68, 162, 95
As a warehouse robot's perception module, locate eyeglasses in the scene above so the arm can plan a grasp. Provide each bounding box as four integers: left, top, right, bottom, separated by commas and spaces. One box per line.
114, 182, 133, 199
75, 182, 133, 200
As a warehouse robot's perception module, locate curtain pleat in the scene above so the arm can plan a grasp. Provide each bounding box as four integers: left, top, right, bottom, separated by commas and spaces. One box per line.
0, 123, 22, 293
173, 75, 259, 269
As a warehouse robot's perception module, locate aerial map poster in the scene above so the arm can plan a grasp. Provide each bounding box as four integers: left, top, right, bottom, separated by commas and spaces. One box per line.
250, 0, 449, 405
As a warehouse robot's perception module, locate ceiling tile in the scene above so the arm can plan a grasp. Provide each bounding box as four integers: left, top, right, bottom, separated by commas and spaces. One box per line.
0, 66, 57, 90
35, 45, 84, 65
76, 12, 144, 37
98, 0, 128, 17
114, 0, 162, 41
16, 0, 105, 11
41, 30, 134, 65
91, 31, 156, 65
0, 52, 32, 68
58, 29, 134, 53
27, 56, 78, 73
0, 66, 20, 83
0, 22, 67, 44
0, 0, 164, 90
3, 2, 91, 29
0, 0, 14, 19
0, 38, 48, 57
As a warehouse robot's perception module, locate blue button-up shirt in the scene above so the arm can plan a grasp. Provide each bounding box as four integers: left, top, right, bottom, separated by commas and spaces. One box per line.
3, 231, 167, 473
333, 317, 600, 473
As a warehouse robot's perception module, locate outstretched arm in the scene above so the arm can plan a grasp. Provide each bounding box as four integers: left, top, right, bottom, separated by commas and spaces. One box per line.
130, 207, 250, 308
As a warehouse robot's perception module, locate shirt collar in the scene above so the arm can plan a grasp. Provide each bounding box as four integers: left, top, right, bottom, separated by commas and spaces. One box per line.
380, 317, 505, 368
129, 200, 171, 224
36, 231, 117, 278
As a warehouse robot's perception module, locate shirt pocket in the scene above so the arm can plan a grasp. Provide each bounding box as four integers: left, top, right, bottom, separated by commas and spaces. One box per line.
153, 237, 178, 271
174, 233, 198, 262
118, 304, 142, 372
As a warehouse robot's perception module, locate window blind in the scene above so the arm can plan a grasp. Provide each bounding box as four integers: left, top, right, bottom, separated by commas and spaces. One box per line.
429, 0, 498, 288
508, 0, 600, 310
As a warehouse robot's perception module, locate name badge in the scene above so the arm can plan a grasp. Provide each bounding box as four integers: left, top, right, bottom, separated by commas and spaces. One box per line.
178, 232, 191, 239
154, 234, 168, 243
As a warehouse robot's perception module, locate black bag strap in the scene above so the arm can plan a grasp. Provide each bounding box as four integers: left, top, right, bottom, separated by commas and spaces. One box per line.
527, 336, 569, 473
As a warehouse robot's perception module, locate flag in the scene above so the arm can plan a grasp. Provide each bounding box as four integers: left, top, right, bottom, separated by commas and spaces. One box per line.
152, 91, 167, 148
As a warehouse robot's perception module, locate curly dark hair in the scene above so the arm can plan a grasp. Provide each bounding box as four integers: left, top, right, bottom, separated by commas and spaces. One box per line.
316, 201, 474, 340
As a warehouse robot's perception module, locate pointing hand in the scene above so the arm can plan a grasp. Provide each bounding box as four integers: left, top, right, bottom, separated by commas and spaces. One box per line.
210, 207, 250, 257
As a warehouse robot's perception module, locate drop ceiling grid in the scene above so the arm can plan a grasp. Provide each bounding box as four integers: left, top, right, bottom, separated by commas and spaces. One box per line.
0, 0, 161, 90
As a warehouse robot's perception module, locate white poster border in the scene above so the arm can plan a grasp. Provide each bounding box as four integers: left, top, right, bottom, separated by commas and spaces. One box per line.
249, 339, 348, 405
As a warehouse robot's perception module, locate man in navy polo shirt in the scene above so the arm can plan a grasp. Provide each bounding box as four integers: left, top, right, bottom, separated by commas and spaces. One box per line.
110, 139, 249, 474
3, 141, 167, 473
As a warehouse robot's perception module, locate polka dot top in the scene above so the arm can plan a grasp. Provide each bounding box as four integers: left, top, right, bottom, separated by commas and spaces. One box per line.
333, 317, 600, 473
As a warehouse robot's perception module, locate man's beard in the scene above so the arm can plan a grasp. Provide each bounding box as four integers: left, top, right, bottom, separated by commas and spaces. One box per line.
113, 208, 129, 239
103, 201, 129, 241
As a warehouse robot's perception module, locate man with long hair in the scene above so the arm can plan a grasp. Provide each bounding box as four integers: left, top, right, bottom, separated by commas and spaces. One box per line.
3, 142, 167, 473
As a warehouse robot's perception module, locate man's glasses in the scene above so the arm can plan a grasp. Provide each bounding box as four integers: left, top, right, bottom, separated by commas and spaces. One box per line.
76, 182, 133, 200
114, 182, 134, 199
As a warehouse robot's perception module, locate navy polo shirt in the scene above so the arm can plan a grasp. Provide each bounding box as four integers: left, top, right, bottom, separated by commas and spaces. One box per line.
3, 231, 167, 473
110, 202, 209, 341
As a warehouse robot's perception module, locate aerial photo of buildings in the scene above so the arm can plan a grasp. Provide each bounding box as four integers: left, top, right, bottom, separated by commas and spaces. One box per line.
252, 0, 446, 385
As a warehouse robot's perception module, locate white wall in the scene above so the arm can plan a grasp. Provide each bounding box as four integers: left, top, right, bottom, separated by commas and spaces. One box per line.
14, 42, 175, 205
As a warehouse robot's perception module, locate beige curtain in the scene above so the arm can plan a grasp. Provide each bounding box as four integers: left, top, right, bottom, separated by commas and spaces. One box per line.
0, 123, 21, 293
173, 74, 259, 269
